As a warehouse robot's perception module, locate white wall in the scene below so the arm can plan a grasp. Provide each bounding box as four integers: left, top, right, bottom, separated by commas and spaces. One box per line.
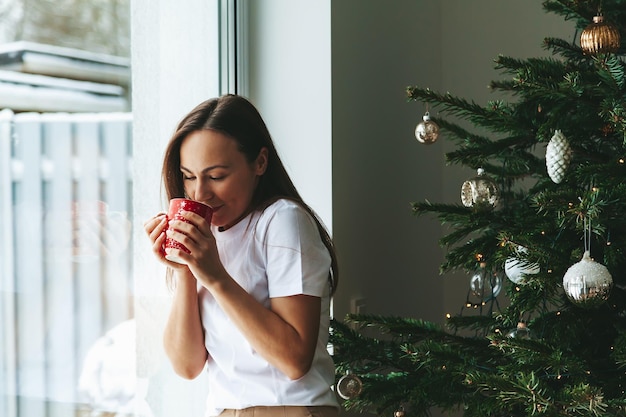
246, 0, 333, 232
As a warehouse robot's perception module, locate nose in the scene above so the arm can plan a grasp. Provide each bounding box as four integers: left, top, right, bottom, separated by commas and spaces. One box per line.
192, 178, 214, 203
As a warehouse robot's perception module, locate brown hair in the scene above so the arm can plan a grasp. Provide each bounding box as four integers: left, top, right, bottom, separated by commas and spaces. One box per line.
161, 94, 338, 294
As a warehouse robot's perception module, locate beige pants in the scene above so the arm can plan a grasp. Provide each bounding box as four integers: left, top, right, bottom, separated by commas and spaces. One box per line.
219, 406, 339, 417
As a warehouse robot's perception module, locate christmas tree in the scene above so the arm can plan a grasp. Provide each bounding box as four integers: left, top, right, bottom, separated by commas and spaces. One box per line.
330, 1, 626, 416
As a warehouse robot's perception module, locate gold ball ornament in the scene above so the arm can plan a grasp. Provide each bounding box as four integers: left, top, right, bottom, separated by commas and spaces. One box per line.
336, 372, 363, 400
580, 15, 621, 55
415, 111, 439, 144
461, 168, 499, 209
562, 251, 613, 309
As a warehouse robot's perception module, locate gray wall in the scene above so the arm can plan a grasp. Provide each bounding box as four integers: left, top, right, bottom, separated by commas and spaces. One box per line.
331, 0, 445, 322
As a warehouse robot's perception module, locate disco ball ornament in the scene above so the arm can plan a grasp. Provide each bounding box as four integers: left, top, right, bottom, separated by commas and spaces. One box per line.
580, 15, 621, 55
504, 246, 540, 284
461, 168, 499, 209
415, 111, 440, 144
562, 251, 613, 308
470, 266, 503, 301
336, 372, 363, 400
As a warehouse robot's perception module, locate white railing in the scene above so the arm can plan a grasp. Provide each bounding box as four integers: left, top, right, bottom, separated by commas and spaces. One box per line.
0, 109, 134, 417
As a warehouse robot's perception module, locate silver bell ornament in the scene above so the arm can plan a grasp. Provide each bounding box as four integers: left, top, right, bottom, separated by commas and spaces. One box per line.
415, 111, 440, 144
504, 246, 540, 284
461, 168, 499, 209
470, 265, 503, 301
545, 130, 572, 184
336, 372, 363, 400
562, 251, 613, 308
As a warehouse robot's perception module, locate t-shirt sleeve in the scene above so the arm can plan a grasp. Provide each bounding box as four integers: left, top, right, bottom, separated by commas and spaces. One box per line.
263, 203, 331, 298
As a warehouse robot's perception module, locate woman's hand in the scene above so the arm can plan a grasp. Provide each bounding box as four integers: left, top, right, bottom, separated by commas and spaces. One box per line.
143, 212, 188, 270
162, 211, 227, 285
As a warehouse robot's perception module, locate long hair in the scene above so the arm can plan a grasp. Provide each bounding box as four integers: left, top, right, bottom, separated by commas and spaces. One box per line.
161, 94, 338, 294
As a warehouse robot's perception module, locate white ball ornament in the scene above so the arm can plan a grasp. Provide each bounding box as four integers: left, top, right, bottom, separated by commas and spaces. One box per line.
562, 251, 613, 308
504, 246, 540, 284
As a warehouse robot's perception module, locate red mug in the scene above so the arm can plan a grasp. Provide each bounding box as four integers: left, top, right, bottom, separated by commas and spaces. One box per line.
164, 198, 213, 264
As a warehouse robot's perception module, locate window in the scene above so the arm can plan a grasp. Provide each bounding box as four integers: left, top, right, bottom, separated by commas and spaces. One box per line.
1, 1, 236, 416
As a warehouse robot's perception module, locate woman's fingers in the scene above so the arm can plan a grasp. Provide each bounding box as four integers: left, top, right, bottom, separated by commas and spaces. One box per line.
145, 214, 167, 236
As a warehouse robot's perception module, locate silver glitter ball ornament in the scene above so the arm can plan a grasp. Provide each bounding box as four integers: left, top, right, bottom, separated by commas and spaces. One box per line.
415, 112, 439, 144
461, 168, 499, 209
562, 251, 613, 308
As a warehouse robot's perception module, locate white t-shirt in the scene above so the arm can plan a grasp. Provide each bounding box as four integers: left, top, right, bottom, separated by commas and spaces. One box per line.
198, 199, 339, 416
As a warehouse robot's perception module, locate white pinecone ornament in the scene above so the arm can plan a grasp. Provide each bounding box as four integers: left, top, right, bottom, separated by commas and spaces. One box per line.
545, 130, 572, 184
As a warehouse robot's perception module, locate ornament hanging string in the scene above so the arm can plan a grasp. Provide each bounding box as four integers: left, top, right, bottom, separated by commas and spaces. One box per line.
584, 216, 591, 255
583, 181, 595, 255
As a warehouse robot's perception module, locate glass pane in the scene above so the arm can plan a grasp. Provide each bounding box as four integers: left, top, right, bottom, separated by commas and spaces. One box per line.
0, 2, 133, 416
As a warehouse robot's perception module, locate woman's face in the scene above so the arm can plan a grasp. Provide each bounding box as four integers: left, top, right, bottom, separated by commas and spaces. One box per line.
179, 130, 267, 229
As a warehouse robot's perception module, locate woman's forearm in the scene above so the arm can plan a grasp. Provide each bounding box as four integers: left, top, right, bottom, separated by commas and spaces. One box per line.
163, 270, 208, 379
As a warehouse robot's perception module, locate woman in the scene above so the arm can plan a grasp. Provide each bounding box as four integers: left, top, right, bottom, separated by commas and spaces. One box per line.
144, 94, 339, 417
